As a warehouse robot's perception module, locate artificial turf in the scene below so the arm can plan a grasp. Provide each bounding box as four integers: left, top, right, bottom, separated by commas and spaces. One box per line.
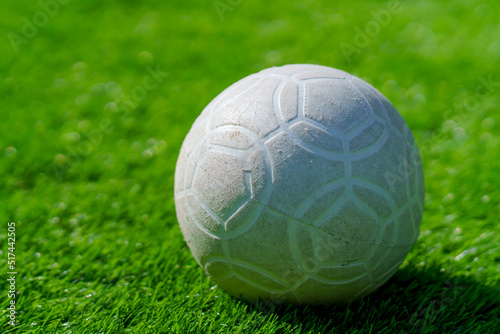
0, 0, 499, 333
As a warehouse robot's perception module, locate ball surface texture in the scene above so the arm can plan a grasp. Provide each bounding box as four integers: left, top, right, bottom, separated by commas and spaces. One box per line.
174, 64, 425, 304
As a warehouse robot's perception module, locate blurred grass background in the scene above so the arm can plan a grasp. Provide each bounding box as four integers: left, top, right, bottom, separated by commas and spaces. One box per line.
0, 0, 499, 333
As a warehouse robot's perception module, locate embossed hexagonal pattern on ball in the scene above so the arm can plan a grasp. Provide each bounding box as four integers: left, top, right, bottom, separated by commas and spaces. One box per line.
174, 64, 425, 304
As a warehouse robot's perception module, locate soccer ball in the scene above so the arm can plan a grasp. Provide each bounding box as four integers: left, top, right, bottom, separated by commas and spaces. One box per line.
174, 64, 425, 304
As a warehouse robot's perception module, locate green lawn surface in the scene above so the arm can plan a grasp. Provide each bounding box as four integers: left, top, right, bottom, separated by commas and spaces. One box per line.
0, 0, 499, 333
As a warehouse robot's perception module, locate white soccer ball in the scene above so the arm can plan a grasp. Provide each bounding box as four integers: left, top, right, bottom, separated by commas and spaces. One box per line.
174, 64, 425, 304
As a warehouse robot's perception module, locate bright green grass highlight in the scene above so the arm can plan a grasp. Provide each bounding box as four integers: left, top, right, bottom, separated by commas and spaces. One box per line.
0, 0, 499, 333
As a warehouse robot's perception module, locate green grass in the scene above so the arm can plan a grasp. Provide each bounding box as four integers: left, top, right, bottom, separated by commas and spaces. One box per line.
0, 0, 499, 333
